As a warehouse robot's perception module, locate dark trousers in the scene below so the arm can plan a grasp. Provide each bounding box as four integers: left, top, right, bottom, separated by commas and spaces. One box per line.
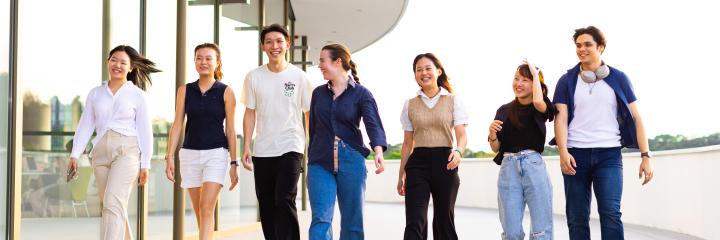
403, 147, 460, 240
253, 151, 303, 240
563, 147, 624, 240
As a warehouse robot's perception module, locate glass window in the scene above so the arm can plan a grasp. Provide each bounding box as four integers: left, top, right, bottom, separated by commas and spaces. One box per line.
183, 4, 215, 234
18, 1, 113, 239
144, 0, 177, 238
1, 0, 11, 236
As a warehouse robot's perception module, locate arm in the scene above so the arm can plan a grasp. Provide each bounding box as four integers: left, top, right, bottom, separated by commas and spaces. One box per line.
69, 91, 97, 172
447, 124, 466, 170
554, 103, 576, 175
136, 93, 154, 170
525, 59, 547, 113
360, 90, 388, 174
135, 92, 154, 186
397, 131, 414, 196
224, 87, 239, 190
488, 120, 502, 153
165, 86, 187, 182
629, 101, 653, 185
241, 108, 256, 171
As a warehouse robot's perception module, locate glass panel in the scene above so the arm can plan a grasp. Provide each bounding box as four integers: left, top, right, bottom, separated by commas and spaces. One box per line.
217, 15, 260, 229
1, 0, 10, 236
18, 0, 133, 239
145, 0, 177, 239
183, 4, 215, 234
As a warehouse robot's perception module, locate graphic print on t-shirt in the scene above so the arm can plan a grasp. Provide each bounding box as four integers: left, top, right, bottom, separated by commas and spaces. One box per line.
284, 81, 296, 97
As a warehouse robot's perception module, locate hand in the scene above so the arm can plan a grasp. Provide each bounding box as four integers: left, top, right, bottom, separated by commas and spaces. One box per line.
229, 165, 239, 190
241, 148, 253, 171
138, 169, 149, 186
489, 120, 503, 135
374, 153, 385, 174
523, 58, 539, 78
68, 157, 78, 174
639, 157, 654, 185
164, 155, 175, 182
397, 176, 406, 196
447, 150, 461, 170
559, 149, 577, 175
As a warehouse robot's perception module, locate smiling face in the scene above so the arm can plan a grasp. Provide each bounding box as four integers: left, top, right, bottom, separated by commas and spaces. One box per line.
318, 49, 342, 81
194, 47, 218, 77
575, 33, 604, 66
414, 57, 442, 90
107, 51, 132, 81
262, 31, 290, 62
512, 70, 533, 99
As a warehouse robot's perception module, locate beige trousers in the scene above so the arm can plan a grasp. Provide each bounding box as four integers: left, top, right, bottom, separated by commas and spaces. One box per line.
91, 130, 140, 240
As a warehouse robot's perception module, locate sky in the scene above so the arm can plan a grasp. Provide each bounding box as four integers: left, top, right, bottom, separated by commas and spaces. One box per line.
16, 0, 720, 152
338, 0, 720, 151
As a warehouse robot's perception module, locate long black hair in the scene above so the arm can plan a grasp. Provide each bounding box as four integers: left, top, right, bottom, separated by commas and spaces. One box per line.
108, 45, 161, 91
412, 53, 453, 93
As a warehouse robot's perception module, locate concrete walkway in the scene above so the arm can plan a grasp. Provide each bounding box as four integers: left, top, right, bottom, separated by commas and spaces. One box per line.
219, 202, 704, 240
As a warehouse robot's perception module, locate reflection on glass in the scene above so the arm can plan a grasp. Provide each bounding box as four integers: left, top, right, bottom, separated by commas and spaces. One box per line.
1, 0, 10, 236
18, 1, 136, 239
144, 1, 178, 238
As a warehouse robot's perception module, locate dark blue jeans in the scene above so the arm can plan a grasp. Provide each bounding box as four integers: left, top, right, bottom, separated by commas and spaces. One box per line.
563, 147, 624, 240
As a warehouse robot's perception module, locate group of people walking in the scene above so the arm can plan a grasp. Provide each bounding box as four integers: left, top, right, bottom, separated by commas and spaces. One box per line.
68, 24, 654, 240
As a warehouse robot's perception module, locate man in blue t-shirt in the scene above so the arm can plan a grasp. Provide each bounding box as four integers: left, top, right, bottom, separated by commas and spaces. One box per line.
551, 26, 654, 240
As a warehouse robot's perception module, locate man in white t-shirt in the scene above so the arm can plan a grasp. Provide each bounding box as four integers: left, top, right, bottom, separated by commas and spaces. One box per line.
551, 26, 654, 240
240, 24, 313, 240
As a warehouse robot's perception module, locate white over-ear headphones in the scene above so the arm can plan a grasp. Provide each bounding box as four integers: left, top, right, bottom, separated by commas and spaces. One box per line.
580, 63, 609, 83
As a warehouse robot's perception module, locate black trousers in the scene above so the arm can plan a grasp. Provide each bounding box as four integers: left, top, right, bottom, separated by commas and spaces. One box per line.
403, 147, 460, 240
253, 151, 303, 240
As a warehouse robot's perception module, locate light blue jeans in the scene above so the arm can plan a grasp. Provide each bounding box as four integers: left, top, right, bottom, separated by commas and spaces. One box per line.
498, 150, 554, 240
308, 140, 367, 240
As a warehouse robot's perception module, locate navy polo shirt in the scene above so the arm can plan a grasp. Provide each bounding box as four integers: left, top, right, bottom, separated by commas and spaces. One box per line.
183, 80, 229, 150
550, 63, 639, 149
308, 80, 388, 171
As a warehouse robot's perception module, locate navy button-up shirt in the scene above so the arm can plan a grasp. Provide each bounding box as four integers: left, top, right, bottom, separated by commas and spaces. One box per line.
308, 80, 388, 171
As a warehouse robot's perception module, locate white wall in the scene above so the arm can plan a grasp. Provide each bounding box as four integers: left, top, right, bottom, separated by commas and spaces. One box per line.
365, 146, 720, 240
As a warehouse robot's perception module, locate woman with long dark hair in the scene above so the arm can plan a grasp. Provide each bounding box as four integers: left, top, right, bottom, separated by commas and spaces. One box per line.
398, 53, 468, 240
488, 60, 556, 240
165, 43, 238, 240
68, 45, 159, 239
307, 43, 387, 239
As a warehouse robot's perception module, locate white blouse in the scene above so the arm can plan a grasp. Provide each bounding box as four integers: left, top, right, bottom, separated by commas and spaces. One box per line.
71, 81, 154, 169
400, 88, 469, 131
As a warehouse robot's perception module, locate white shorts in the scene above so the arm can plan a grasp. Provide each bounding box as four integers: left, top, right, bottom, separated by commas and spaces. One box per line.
179, 147, 229, 188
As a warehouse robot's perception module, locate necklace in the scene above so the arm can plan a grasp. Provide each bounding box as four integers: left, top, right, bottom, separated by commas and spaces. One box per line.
588, 81, 596, 95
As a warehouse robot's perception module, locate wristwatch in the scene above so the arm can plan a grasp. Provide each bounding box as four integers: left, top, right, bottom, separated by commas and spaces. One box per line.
640, 152, 650, 159
230, 160, 239, 166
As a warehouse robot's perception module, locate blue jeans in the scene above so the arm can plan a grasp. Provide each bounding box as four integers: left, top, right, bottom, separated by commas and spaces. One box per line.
308, 140, 367, 240
563, 147, 623, 240
498, 150, 553, 240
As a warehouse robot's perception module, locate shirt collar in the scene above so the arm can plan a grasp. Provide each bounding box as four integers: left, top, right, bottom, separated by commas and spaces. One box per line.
416, 87, 449, 100
326, 75, 357, 91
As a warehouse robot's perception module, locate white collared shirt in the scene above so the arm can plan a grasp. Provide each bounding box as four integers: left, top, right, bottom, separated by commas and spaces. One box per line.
400, 88, 469, 131
71, 81, 154, 169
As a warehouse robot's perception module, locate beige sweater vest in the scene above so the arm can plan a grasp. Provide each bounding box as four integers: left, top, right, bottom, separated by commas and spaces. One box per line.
408, 95, 454, 148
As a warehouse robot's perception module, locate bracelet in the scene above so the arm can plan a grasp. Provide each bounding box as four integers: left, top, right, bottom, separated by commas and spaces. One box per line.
487, 136, 497, 142
453, 149, 463, 155
230, 160, 239, 166
640, 152, 651, 158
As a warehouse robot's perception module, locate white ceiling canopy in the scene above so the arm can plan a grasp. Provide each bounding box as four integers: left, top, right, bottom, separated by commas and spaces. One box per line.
220, 0, 408, 64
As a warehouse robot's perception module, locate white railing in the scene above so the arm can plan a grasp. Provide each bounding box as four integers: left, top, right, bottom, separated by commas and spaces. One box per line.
365, 145, 720, 240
